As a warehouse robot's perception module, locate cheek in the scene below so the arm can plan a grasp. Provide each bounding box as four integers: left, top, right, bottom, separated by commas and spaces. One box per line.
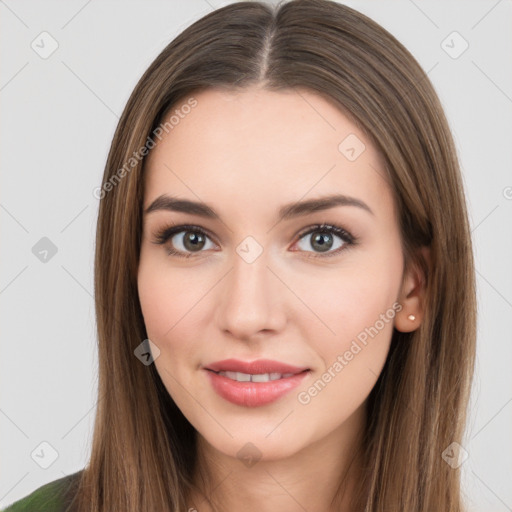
137, 253, 204, 342
303, 286, 394, 398
293, 278, 396, 427
137, 262, 194, 407
137, 255, 209, 390
292, 261, 400, 355
137, 272, 171, 342
292, 249, 400, 407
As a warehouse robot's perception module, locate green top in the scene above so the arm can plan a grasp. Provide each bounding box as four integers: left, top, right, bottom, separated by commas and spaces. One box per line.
2, 470, 83, 512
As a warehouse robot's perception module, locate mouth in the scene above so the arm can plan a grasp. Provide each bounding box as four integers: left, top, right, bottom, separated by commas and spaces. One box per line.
203, 358, 311, 407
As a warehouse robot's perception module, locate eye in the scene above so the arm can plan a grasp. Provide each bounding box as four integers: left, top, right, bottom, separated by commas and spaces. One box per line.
292, 223, 356, 258
151, 224, 215, 258
150, 222, 357, 259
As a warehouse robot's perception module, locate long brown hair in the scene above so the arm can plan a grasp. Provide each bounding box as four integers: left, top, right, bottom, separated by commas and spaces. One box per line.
72, 1, 476, 510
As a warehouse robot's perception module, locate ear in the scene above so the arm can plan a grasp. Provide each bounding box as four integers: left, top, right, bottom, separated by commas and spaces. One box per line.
394, 246, 430, 333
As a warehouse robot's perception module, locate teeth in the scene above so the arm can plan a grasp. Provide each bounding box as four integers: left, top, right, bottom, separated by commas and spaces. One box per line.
252, 373, 271, 382
225, 371, 250, 381
218, 371, 295, 382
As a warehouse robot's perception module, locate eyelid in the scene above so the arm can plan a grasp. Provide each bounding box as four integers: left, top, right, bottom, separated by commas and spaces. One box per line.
150, 223, 216, 246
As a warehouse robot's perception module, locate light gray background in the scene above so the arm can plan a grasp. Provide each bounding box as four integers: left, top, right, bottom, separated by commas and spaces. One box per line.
1, 1, 511, 510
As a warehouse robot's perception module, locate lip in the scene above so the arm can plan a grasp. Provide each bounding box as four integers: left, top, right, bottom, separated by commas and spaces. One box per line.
204, 358, 309, 374
203, 358, 310, 407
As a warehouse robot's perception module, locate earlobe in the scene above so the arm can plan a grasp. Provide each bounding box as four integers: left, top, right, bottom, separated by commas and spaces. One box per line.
394, 309, 420, 333
394, 246, 430, 333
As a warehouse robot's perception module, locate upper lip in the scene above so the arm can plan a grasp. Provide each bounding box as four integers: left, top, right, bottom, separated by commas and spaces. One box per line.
204, 358, 309, 375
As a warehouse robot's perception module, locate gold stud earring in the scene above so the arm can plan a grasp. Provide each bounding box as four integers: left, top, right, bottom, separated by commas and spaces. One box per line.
408, 314, 416, 321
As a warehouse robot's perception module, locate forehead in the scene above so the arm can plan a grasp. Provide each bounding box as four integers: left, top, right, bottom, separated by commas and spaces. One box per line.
143, 87, 392, 221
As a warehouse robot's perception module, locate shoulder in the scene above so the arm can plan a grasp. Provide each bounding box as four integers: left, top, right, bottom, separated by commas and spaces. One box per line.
2, 469, 84, 512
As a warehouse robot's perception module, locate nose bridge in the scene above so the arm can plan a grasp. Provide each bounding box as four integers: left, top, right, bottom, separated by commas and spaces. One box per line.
215, 242, 285, 338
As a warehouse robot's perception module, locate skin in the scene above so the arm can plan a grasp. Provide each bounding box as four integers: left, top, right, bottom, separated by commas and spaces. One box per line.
137, 86, 428, 512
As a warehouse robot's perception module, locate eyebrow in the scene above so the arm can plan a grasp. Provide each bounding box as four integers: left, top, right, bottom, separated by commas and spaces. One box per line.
144, 193, 374, 221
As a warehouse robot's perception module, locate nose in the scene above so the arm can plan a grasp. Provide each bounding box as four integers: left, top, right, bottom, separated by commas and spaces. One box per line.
214, 249, 287, 341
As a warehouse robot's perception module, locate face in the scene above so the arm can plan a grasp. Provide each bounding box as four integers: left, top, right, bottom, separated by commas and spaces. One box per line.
137, 86, 406, 462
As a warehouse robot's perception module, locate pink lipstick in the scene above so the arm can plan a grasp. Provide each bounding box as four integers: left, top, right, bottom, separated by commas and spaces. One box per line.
203, 358, 310, 407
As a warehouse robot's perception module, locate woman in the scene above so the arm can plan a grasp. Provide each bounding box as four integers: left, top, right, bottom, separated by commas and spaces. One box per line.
3, 0, 476, 510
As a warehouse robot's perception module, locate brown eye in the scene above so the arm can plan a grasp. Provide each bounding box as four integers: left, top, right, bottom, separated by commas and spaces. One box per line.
178, 231, 207, 252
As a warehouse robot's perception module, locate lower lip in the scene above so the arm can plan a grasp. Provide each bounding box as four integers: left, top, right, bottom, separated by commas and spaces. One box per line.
204, 369, 310, 407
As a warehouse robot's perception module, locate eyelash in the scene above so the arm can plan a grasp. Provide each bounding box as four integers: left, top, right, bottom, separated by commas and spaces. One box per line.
150, 223, 357, 259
